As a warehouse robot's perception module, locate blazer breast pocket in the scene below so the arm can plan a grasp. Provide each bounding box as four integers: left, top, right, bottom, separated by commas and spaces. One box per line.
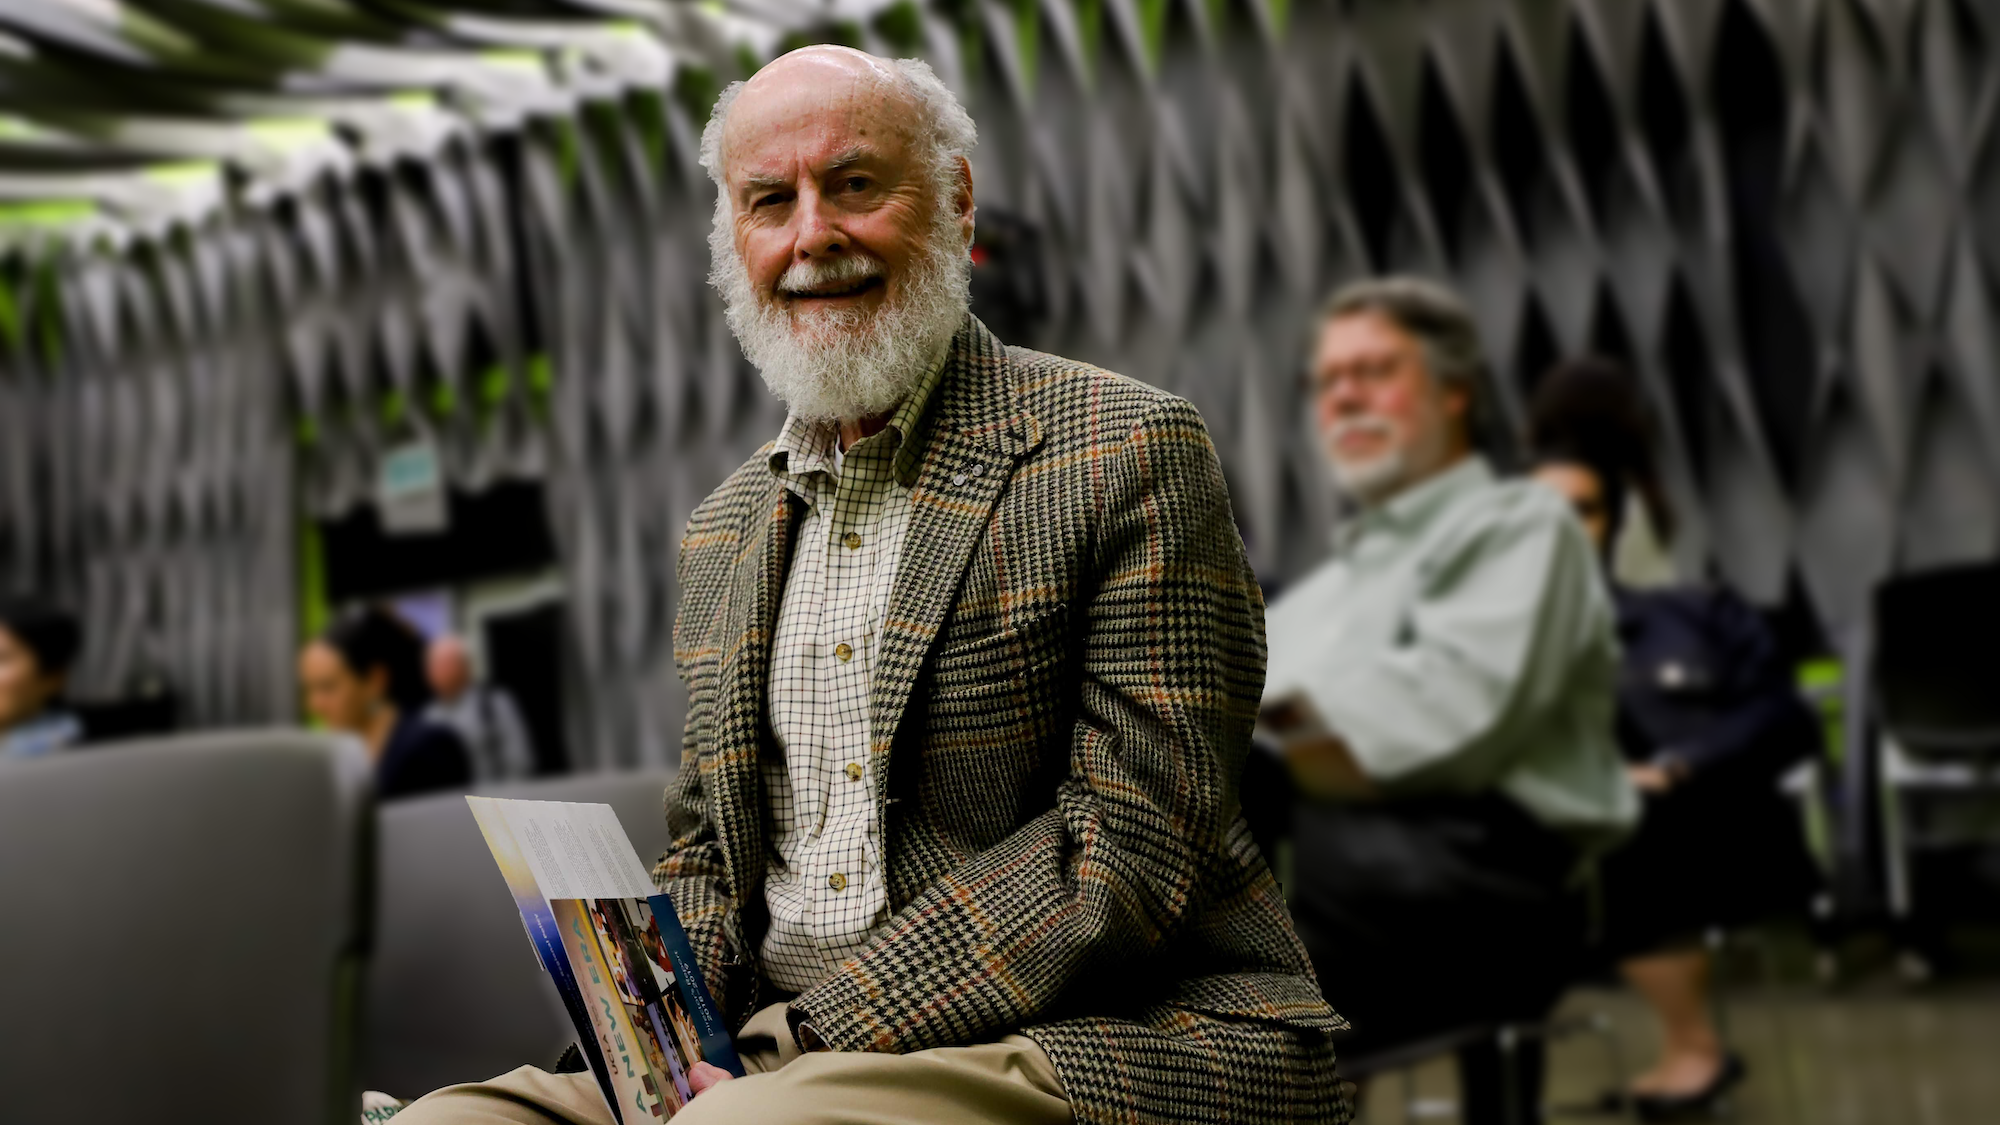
915, 604, 1073, 845
927, 603, 1070, 702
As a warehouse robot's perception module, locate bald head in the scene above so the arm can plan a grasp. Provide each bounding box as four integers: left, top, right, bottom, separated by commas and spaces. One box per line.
427, 634, 471, 702
699, 48, 980, 423
700, 47, 973, 197
720, 47, 915, 170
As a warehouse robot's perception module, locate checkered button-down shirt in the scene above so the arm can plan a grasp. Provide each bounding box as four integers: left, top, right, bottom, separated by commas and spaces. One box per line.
759, 356, 944, 994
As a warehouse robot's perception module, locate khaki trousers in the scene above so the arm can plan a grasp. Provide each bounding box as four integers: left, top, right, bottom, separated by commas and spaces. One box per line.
392, 1003, 1072, 1125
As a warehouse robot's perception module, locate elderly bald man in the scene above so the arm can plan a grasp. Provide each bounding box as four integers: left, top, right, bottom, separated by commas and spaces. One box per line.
396, 47, 1345, 1125
425, 635, 537, 780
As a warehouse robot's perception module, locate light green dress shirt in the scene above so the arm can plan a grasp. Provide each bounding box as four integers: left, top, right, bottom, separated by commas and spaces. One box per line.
1264, 456, 1638, 850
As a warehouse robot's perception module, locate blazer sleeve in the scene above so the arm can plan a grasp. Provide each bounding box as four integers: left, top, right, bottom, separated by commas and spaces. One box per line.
787, 396, 1262, 1054
651, 535, 748, 1024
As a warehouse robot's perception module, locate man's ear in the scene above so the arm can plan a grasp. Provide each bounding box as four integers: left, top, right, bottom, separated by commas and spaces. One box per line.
1441, 381, 1470, 423
954, 155, 976, 244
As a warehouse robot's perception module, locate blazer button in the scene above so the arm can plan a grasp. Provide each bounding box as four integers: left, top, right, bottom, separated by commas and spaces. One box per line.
834, 642, 853, 662
952, 473, 967, 486
828, 872, 848, 892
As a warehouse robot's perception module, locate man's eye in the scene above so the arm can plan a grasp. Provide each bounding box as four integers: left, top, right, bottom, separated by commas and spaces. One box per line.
752, 192, 791, 209
839, 176, 869, 193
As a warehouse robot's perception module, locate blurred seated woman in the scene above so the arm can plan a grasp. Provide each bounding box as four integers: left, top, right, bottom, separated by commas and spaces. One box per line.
0, 596, 83, 759
300, 606, 471, 799
1533, 447, 1820, 1120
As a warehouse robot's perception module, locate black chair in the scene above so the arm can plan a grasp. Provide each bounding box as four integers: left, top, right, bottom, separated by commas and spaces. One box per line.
1334, 999, 1636, 1124
1875, 561, 2000, 764
71, 684, 180, 743
1871, 561, 2000, 976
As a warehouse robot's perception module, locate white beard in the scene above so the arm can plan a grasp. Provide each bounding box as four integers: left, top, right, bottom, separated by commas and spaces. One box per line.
1323, 414, 1447, 505
713, 197, 972, 423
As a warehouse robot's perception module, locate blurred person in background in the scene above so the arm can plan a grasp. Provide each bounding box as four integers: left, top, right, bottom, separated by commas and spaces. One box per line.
425, 633, 536, 781
1531, 358, 1821, 1121
0, 595, 83, 759
1260, 277, 1636, 1125
300, 606, 471, 799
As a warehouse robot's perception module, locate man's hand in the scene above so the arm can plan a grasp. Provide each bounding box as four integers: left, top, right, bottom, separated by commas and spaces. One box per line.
1285, 735, 1378, 800
1261, 694, 1376, 800
1627, 763, 1675, 794
688, 1062, 734, 1095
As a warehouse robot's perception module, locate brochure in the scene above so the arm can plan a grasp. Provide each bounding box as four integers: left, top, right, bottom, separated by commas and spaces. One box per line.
466, 797, 744, 1122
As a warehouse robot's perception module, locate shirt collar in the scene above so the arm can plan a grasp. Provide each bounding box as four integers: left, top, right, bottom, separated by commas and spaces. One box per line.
766, 338, 952, 493
1337, 455, 1493, 550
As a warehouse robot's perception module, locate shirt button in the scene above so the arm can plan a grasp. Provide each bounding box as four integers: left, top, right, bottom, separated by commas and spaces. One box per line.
842, 531, 862, 550
828, 872, 848, 892
844, 762, 863, 781
834, 642, 853, 662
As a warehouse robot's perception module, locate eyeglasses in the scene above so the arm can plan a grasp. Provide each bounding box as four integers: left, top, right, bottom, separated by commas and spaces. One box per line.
1305, 353, 1414, 396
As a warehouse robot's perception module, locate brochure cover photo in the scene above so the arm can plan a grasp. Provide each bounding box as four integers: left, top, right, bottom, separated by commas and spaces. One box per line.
467, 796, 743, 1122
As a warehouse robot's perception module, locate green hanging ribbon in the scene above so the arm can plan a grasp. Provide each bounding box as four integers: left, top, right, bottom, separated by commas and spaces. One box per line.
1078, 0, 1104, 87
32, 259, 62, 370
1265, 0, 1291, 38
878, 1, 925, 54
675, 67, 722, 130
1138, 0, 1169, 72
0, 274, 18, 353
1015, 0, 1040, 96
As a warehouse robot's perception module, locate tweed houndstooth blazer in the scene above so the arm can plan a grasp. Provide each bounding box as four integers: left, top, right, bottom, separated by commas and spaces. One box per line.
656, 316, 1350, 1123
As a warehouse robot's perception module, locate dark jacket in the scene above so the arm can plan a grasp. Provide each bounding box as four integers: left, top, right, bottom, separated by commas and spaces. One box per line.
1613, 585, 1818, 782
1602, 584, 1822, 952
377, 714, 473, 799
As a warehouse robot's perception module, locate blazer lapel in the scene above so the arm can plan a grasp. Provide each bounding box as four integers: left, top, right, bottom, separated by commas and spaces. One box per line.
868, 317, 1044, 774
708, 480, 801, 899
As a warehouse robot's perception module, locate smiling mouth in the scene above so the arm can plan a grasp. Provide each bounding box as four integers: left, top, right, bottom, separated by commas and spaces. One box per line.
785, 276, 884, 301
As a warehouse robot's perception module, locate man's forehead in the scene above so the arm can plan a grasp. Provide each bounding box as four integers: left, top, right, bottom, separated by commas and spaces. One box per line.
723, 66, 915, 179
1319, 312, 1417, 356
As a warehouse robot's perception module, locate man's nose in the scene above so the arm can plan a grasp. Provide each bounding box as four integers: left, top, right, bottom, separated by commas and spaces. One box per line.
792, 185, 846, 260
1321, 377, 1364, 418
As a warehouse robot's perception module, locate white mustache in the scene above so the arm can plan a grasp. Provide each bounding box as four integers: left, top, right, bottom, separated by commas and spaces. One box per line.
778, 254, 886, 296
1327, 417, 1396, 448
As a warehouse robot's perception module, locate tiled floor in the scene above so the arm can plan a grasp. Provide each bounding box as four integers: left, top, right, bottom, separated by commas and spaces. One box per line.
1354, 981, 2000, 1124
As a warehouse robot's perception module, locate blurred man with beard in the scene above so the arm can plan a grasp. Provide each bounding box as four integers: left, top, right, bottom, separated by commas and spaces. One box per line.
1257, 278, 1635, 1125
398, 45, 1345, 1125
